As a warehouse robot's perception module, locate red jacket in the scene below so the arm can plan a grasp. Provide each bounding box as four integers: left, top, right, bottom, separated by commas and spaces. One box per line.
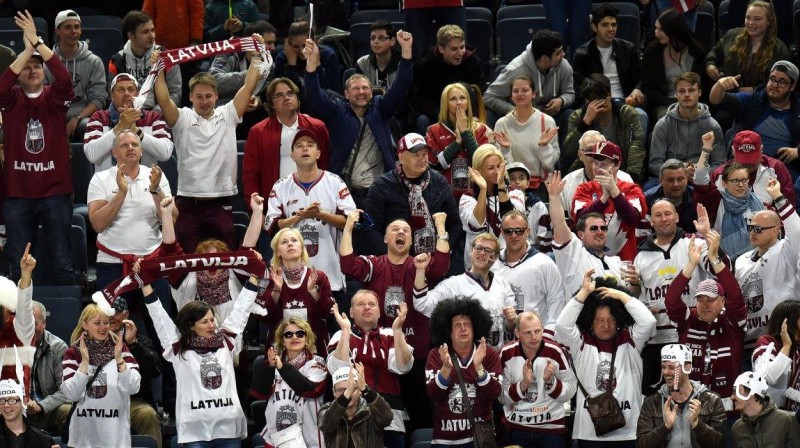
425, 122, 490, 198
242, 114, 330, 205
142, 0, 205, 49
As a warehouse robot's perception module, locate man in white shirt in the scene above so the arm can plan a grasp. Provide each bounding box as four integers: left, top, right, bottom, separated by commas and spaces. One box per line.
153, 46, 266, 253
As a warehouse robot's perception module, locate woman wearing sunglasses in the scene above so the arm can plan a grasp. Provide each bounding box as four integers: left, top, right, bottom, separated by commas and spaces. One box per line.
260, 227, 335, 356
251, 318, 328, 448
693, 131, 772, 261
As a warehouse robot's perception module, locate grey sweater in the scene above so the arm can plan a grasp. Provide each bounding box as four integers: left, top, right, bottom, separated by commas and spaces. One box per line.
48, 41, 108, 119
649, 102, 726, 178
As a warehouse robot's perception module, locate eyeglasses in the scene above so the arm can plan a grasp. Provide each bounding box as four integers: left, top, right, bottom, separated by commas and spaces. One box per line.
370, 35, 391, 42
283, 330, 307, 339
747, 224, 777, 234
0, 398, 19, 405
725, 178, 749, 186
272, 91, 297, 101
472, 245, 497, 257
587, 225, 609, 232
768, 76, 791, 87
502, 227, 527, 236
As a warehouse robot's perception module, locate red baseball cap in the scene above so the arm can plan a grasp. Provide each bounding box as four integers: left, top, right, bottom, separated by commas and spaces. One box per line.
292, 128, 318, 147
732, 130, 762, 165
587, 141, 621, 163
397, 133, 428, 154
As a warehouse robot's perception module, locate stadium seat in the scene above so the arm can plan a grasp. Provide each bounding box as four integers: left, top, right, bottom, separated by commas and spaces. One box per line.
71, 223, 89, 284
234, 151, 246, 213
411, 428, 433, 444
79, 14, 122, 31
466, 7, 493, 62
350, 9, 405, 25
233, 211, 250, 226
696, 2, 716, 51
343, 67, 357, 90
71, 139, 95, 221
719, 0, 730, 36
234, 223, 248, 246
32, 285, 82, 301
496, 17, 548, 63
131, 434, 158, 448
615, 14, 640, 49
37, 297, 82, 343
81, 28, 124, 66
0, 16, 48, 53
610, 2, 641, 17
251, 399, 267, 432
496, 4, 545, 22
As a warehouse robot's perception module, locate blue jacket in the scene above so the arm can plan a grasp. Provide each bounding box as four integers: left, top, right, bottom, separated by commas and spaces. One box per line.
304, 58, 414, 175
275, 44, 341, 92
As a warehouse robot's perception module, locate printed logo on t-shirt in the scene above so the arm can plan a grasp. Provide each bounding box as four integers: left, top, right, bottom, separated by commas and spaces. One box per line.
447, 382, 476, 414
595, 359, 617, 390
300, 223, 319, 256
25, 118, 45, 154
87, 371, 107, 399
200, 355, 223, 390
276, 404, 298, 431
384, 285, 404, 318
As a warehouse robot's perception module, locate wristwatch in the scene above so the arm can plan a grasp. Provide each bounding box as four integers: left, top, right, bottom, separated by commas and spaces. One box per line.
476, 368, 486, 378
437, 232, 449, 241
33, 37, 44, 49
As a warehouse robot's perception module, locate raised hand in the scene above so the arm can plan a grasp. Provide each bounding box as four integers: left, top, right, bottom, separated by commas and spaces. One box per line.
781, 318, 792, 350
306, 267, 318, 294
19, 242, 35, 275
597, 286, 630, 303
686, 235, 702, 266
663, 398, 677, 429
432, 212, 447, 230
331, 303, 351, 332
302, 39, 320, 71
160, 196, 174, 215
413, 252, 431, 271
344, 209, 362, 231
149, 165, 163, 192
494, 130, 511, 148
250, 192, 265, 213
284, 37, 297, 65
469, 167, 487, 191
266, 346, 278, 367
14, 10, 38, 46
116, 164, 129, 195
392, 302, 408, 331
503, 306, 517, 328
118, 107, 141, 130
149, 49, 161, 67
766, 177, 782, 200
355, 362, 366, 391
701, 131, 715, 149
496, 161, 507, 188
522, 359, 533, 385
580, 268, 597, 297
473, 337, 487, 369
688, 399, 702, 428
545, 170, 565, 196
113, 328, 125, 363
269, 266, 284, 292
78, 335, 90, 372
538, 127, 559, 147
439, 343, 453, 371
705, 230, 721, 260
693, 203, 710, 236
395, 29, 413, 55
542, 360, 556, 383
122, 319, 137, 344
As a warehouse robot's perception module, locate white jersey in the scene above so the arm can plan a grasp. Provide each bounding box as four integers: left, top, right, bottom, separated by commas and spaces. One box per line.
459, 189, 526, 270
414, 272, 516, 349
146, 284, 258, 443
553, 233, 623, 298
527, 201, 553, 253
634, 233, 711, 344
491, 246, 566, 333
266, 170, 356, 291
261, 355, 327, 448
560, 168, 633, 218
555, 298, 656, 441
736, 202, 800, 348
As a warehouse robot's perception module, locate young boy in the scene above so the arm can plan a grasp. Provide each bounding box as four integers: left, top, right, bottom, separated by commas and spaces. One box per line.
506, 162, 552, 253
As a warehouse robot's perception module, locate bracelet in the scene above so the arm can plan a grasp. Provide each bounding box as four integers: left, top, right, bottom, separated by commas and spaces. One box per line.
497, 187, 507, 192
701, 148, 712, 154
149, 187, 161, 195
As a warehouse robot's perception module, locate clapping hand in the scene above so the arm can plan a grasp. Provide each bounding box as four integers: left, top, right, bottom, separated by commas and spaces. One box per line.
538, 127, 559, 147
469, 167, 487, 191
332, 303, 351, 332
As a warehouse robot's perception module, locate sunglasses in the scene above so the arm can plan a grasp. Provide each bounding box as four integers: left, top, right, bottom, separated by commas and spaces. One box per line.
282, 330, 307, 339
502, 227, 527, 236
747, 224, 777, 234
587, 225, 609, 232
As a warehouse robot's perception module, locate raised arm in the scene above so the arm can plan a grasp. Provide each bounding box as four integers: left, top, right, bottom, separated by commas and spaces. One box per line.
232, 49, 267, 118
339, 210, 359, 257
242, 193, 264, 247
390, 303, 413, 373
14, 243, 35, 344
153, 64, 179, 128
545, 171, 571, 245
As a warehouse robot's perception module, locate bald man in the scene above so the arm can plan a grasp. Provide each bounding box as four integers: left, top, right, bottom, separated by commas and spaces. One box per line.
735, 178, 800, 355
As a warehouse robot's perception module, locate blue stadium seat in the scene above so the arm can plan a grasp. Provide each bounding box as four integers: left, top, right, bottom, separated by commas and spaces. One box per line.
615, 14, 640, 50
496, 17, 548, 63
32, 285, 82, 301
234, 223, 248, 246
131, 434, 158, 448
350, 9, 405, 25
233, 211, 250, 226
37, 297, 82, 343
496, 4, 545, 22
0, 17, 48, 53
79, 14, 122, 31
233, 151, 246, 213
81, 28, 124, 66
158, 154, 179, 198
696, 2, 716, 51
466, 7, 493, 62
610, 2, 641, 17
343, 67, 357, 90
411, 428, 433, 444
719, 0, 730, 36
71, 223, 89, 284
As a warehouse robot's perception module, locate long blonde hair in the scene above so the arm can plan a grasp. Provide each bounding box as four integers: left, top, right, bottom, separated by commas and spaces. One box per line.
70, 304, 107, 344
728, 1, 778, 83
270, 228, 311, 269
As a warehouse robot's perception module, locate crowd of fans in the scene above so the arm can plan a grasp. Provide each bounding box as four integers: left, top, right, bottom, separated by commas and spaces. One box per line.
2, 0, 800, 447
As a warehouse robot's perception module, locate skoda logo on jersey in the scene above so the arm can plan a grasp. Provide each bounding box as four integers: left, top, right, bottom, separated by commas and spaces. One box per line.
276, 404, 298, 431
87, 371, 108, 399
447, 383, 476, 414
300, 223, 319, 257
201, 355, 223, 390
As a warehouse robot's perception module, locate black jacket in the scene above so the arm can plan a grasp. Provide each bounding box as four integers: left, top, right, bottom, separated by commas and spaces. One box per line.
128, 334, 162, 407
572, 38, 640, 101
0, 419, 55, 448
411, 45, 485, 119
644, 185, 697, 233
639, 42, 709, 115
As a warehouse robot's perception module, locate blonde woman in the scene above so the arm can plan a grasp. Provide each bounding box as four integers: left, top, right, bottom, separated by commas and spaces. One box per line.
61, 305, 141, 448
425, 83, 492, 198
251, 317, 328, 448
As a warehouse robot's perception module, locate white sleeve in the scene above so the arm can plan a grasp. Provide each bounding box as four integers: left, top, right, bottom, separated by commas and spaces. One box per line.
387, 345, 413, 375
499, 358, 516, 405
555, 298, 584, 355
753, 342, 791, 386
86, 173, 108, 204
116, 365, 142, 396
170, 275, 196, 312
459, 194, 483, 231
543, 260, 567, 331
60, 369, 90, 402
141, 125, 174, 162
779, 205, 800, 267
83, 127, 116, 164
553, 358, 577, 403
264, 183, 284, 230
220, 283, 258, 336
414, 277, 456, 317
145, 299, 181, 356
626, 297, 658, 352
13, 283, 33, 345
335, 178, 357, 214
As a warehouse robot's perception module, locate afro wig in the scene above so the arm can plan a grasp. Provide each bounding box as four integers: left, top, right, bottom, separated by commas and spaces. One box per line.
430, 296, 494, 347
575, 276, 635, 334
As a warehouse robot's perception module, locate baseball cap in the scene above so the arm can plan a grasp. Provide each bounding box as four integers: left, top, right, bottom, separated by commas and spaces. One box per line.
29, 52, 44, 63
397, 133, 428, 155
112, 297, 129, 314
587, 141, 621, 163
734, 372, 768, 400
732, 130, 763, 165
55, 9, 81, 29
771, 60, 799, 83
694, 279, 725, 300
661, 344, 692, 373
506, 162, 530, 178
110, 73, 139, 92
292, 128, 318, 147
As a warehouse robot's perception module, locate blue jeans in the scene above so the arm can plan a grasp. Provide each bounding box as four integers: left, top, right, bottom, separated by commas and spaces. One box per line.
507, 429, 564, 448
3, 194, 76, 285
541, 0, 593, 55
651, 0, 697, 31
404, 7, 467, 59
181, 438, 241, 448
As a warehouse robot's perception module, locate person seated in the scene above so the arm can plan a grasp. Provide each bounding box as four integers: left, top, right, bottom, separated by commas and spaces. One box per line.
731, 372, 800, 446
412, 24, 485, 128
0, 376, 56, 447
49, 9, 107, 142
275, 21, 341, 94
505, 164, 551, 253
638, 8, 708, 121
356, 20, 401, 92
752, 301, 800, 410
425, 83, 492, 199
565, 74, 645, 183
648, 71, 725, 182
643, 159, 698, 234
493, 75, 560, 186
709, 60, 800, 179
83, 73, 173, 171
203, 0, 260, 41
485, 30, 574, 144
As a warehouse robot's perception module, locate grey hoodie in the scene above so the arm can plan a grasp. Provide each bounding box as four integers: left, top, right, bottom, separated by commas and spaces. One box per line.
484, 42, 575, 115
47, 41, 107, 119
649, 102, 726, 178
111, 40, 182, 110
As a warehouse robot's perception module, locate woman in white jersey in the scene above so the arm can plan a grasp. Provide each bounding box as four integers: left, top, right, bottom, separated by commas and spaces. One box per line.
259, 228, 335, 356
251, 317, 328, 447
61, 305, 141, 448
140, 263, 261, 448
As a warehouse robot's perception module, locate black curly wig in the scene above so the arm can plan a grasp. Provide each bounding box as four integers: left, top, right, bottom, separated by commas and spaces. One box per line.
575, 276, 635, 334
430, 296, 494, 347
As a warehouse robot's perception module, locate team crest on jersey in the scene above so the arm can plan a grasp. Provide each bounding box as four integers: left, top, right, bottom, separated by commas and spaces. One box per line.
25, 119, 45, 154
384, 285, 404, 318
595, 359, 617, 390
276, 404, 298, 431
413, 227, 435, 254
200, 355, 223, 390
451, 157, 470, 191
447, 382, 476, 413
87, 370, 107, 399
300, 223, 319, 256
510, 284, 524, 311
524, 379, 539, 403
741, 272, 764, 312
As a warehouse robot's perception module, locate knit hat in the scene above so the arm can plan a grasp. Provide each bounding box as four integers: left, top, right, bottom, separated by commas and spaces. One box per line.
587, 141, 621, 163
397, 133, 428, 154
0, 277, 19, 313
694, 279, 725, 300
661, 344, 692, 374
55, 9, 81, 29
732, 130, 763, 165
734, 372, 768, 400
332, 366, 356, 385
